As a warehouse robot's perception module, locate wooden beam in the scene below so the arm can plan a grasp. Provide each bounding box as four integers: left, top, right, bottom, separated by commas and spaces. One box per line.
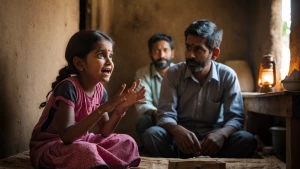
168, 159, 225, 169
259, 153, 286, 169
286, 117, 300, 169
243, 96, 293, 117
139, 157, 282, 169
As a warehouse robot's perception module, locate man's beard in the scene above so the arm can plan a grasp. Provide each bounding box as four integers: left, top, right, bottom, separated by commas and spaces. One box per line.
152, 58, 172, 70
186, 57, 211, 72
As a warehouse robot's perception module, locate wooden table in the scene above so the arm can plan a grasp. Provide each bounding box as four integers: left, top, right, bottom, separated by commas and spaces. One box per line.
242, 91, 300, 169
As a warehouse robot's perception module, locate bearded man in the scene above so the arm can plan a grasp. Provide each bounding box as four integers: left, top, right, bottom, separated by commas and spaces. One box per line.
142, 20, 257, 158
135, 33, 175, 150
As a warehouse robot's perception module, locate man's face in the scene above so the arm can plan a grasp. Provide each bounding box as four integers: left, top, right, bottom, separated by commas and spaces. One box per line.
150, 40, 174, 70
185, 35, 212, 73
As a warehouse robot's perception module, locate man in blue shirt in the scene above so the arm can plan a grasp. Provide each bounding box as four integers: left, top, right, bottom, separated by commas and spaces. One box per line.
143, 20, 257, 158
135, 33, 175, 148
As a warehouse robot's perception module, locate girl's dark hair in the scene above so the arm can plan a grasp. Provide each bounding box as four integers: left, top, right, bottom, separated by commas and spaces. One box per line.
39, 30, 113, 108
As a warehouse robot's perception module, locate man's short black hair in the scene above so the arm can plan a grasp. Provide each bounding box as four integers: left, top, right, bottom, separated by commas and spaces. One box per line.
148, 33, 174, 52
184, 19, 223, 51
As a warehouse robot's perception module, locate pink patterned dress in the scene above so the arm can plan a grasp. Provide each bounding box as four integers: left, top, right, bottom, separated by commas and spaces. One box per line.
30, 77, 140, 169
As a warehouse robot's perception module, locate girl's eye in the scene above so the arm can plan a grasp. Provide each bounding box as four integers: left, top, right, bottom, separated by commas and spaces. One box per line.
98, 53, 104, 58
109, 53, 113, 59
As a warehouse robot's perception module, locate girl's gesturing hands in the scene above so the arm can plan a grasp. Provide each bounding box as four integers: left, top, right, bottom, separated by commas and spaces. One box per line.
119, 79, 146, 109
99, 83, 127, 113
98, 79, 146, 113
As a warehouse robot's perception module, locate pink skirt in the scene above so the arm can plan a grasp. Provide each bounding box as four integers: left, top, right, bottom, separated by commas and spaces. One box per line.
37, 133, 140, 169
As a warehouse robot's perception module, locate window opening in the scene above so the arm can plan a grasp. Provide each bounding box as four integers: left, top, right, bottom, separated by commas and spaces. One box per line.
281, 0, 291, 80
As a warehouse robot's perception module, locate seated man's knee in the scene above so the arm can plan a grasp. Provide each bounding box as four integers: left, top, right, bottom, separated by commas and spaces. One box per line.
143, 126, 163, 137
142, 126, 175, 157
136, 114, 154, 133
142, 126, 167, 143
236, 131, 256, 143
234, 130, 257, 151
218, 130, 257, 158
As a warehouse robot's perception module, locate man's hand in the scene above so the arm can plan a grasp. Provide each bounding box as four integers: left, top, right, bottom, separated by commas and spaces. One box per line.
200, 130, 226, 156
172, 125, 201, 155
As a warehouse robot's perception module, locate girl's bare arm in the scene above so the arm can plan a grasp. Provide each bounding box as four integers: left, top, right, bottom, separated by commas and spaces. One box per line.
99, 80, 146, 136
57, 101, 106, 144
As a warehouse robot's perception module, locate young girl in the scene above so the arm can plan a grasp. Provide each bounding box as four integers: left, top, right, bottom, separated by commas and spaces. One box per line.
30, 30, 146, 169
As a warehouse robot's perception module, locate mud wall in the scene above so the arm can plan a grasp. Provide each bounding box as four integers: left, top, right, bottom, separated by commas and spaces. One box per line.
0, 0, 79, 158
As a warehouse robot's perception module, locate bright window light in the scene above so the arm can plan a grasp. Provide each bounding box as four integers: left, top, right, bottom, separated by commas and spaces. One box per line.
281, 0, 291, 80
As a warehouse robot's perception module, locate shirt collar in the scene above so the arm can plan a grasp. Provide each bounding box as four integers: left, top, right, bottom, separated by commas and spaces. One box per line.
210, 61, 219, 82
184, 61, 219, 82
151, 62, 175, 78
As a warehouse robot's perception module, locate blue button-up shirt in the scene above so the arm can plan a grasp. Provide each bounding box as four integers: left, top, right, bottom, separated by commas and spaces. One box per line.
156, 61, 244, 134
135, 63, 175, 114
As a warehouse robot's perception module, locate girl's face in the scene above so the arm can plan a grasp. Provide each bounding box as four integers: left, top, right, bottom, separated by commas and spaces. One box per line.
83, 40, 114, 83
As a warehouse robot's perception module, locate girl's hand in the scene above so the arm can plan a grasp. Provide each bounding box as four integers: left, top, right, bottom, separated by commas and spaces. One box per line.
98, 84, 127, 113
119, 79, 146, 109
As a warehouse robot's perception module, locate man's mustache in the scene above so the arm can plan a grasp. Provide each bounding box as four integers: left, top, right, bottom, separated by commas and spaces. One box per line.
155, 58, 170, 63
186, 58, 200, 65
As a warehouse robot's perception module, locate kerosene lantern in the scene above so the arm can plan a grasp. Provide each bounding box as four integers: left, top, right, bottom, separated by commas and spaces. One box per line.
257, 54, 276, 93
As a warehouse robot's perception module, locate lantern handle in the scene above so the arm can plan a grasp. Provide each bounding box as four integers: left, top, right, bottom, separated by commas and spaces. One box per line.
270, 60, 276, 87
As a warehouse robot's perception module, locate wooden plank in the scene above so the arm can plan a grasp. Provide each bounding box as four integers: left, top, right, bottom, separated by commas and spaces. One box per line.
243, 96, 293, 117
292, 95, 300, 117
286, 117, 300, 169
139, 157, 169, 169
242, 91, 300, 98
168, 159, 225, 169
139, 157, 282, 169
186, 158, 280, 169
242, 92, 284, 98
224, 162, 279, 169
259, 153, 286, 169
